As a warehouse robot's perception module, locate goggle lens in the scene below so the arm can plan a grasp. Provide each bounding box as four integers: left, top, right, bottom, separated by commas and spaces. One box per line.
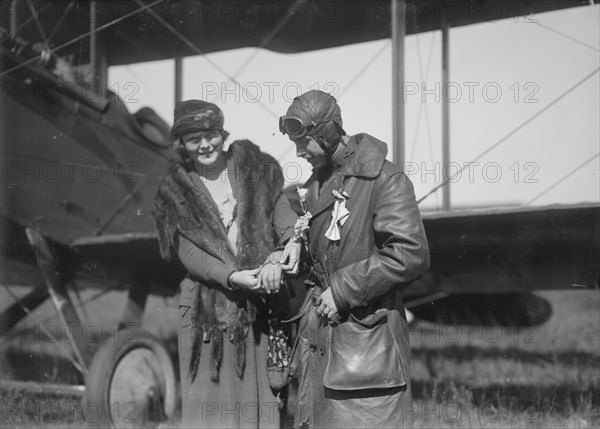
279, 116, 306, 137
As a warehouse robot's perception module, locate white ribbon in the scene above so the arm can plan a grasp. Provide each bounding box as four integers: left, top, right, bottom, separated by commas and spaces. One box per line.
325, 190, 350, 241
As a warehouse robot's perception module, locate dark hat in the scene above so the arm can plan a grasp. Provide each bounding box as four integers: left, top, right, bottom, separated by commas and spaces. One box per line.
170, 100, 225, 140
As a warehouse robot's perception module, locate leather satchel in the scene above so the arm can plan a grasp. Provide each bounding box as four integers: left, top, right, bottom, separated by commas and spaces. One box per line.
323, 310, 407, 390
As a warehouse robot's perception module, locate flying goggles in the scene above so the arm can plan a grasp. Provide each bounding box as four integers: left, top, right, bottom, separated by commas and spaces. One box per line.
279, 116, 330, 139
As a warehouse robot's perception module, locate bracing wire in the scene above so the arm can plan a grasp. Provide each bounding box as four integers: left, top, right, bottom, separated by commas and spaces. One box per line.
276, 39, 391, 163
3, 284, 84, 374
338, 40, 391, 98
26, 0, 48, 45
47, 1, 76, 44
125, 64, 167, 108
408, 31, 436, 164
417, 67, 600, 204
415, 15, 600, 206
410, 22, 439, 209
0, 0, 165, 78
0, 3, 51, 42
212, 0, 308, 103
538, 23, 600, 53
526, 153, 600, 205
35, 285, 120, 327
134, 0, 280, 120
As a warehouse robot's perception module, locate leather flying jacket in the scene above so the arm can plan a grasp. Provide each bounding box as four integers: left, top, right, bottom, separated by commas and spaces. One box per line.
303, 133, 430, 314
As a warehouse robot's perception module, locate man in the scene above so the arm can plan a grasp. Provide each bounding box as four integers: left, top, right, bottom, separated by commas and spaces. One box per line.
280, 90, 429, 428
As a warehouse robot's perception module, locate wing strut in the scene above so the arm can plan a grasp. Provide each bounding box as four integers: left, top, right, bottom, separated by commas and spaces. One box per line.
441, 7, 450, 210
24, 229, 91, 375
391, 0, 406, 167
175, 55, 183, 105
119, 278, 151, 329
0, 283, 49, 334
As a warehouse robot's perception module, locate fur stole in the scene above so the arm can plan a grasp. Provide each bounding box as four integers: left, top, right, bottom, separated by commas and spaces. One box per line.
151, 140, 284, 381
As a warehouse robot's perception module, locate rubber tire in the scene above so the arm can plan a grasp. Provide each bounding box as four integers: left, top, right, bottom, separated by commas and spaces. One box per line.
84, 329, 176, 428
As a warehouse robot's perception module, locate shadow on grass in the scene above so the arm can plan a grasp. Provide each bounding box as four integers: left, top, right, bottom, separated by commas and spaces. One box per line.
0, 387, 84, 427
1, 347, 83, 385
411, 293, 553, 326
1, 330, 179, 384
411, 378, 599, 414
412, 344, 600, 368
1, 332, 181, 427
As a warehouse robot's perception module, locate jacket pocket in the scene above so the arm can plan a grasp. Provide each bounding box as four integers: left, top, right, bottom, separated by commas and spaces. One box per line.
323, 309, 406, 390
287, 287, 316, 377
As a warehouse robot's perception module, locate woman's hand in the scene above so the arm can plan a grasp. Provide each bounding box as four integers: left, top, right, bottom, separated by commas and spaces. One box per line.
257, 262, 284, 294
229, 268, 260, 291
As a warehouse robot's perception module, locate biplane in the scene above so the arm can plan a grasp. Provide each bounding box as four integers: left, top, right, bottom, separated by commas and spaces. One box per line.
1, 1, 598, 427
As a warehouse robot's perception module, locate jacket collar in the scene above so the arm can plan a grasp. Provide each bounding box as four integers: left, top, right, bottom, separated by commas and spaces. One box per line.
341, 133, 388, 179
307, 133, 388, 219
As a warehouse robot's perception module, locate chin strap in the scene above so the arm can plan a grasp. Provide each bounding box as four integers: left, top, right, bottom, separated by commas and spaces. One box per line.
315, 136, 336, 158
310, 120, 344, 160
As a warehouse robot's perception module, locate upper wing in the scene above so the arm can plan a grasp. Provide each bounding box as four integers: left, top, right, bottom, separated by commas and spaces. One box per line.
7, 1, 593, 66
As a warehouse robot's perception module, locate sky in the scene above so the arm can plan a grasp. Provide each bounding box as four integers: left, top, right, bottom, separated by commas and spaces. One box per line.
109, 4, 600, 211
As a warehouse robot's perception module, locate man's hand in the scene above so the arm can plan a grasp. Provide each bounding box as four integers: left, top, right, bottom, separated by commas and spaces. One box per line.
280, 241, 301, 275
316, 288, 340, 323
257, 262, 283, 294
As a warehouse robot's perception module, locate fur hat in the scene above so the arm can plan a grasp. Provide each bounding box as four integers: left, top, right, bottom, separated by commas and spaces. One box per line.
170, 100, 229, 141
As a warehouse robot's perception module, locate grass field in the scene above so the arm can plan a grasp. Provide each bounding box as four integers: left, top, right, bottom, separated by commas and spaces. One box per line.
1, 289, 598, 428
406, 290, 599, 428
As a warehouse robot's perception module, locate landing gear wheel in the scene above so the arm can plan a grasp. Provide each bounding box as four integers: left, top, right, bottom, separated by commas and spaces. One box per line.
85, 330, 176, 428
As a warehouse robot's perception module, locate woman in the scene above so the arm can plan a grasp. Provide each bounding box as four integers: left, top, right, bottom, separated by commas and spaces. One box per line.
152, 100, 300, 428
